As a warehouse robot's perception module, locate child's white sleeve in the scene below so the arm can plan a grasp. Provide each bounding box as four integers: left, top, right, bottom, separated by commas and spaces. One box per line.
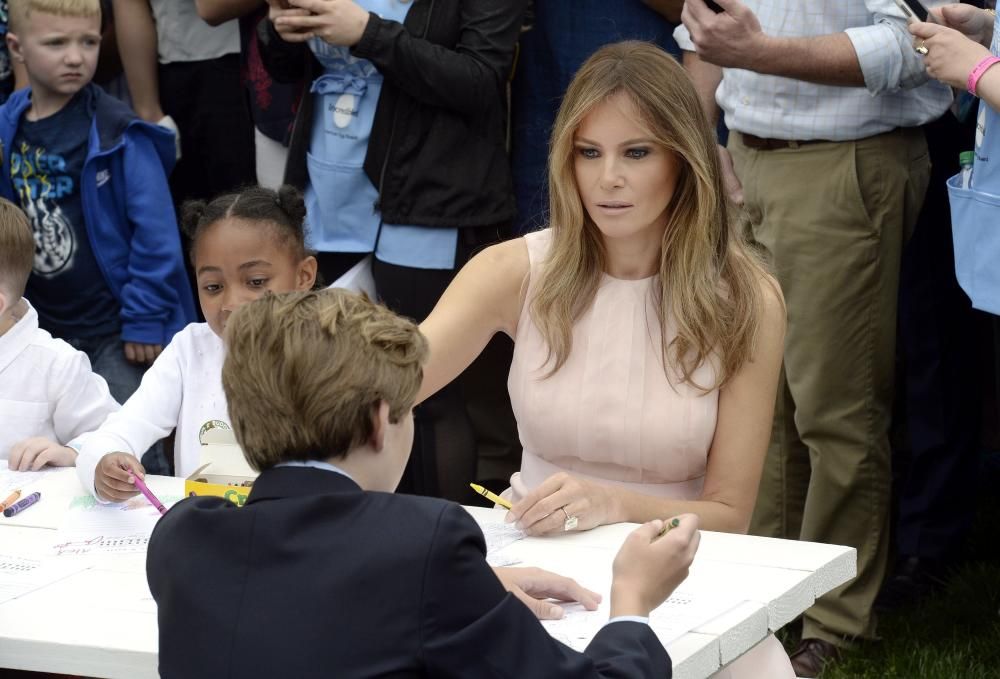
49, 352, 121, 445
74, 340, 185, 498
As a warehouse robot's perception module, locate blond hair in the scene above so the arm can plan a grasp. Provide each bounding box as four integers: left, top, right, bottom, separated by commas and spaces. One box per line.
222, 289, 428, 471
8, 0, 101, 33
0, 198, 34, 300
533, 41, 771, 390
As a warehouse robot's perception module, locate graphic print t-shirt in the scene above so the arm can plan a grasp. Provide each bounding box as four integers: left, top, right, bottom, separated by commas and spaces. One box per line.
13, 93, 120, 339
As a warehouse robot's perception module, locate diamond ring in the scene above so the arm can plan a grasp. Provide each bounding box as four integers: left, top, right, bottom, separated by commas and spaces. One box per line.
560, 506, 578, 531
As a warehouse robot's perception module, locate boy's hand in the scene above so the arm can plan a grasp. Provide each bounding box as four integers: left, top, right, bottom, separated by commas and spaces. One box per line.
493, 566, 602, 620
8, 437, 77, 470
124, 342, 162, 365
95, 452, 145, 502
610, 514, 700, 617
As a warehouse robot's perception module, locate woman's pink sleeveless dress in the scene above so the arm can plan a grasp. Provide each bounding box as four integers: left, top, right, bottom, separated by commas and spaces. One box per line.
507, 230, 793, 678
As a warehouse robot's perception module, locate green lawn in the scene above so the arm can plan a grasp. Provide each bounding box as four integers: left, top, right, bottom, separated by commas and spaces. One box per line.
783, 462, 1000, 679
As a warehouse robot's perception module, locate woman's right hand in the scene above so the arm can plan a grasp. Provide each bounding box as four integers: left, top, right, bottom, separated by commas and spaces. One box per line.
95, 452, 145, 502
932, 4, 995, 48
609, 514, 701, 617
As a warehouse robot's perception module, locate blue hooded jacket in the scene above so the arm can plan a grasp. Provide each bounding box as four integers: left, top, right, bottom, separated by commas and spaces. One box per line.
0, 84, 196, 346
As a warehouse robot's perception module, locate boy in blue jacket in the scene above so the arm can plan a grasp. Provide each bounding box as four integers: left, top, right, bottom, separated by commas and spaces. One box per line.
0, 0, 195, 472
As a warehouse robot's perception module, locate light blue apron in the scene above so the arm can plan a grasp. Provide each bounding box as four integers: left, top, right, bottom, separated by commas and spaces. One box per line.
947, 14, 1000, 315
305, 38, 385, 253
303, 0, 458, 270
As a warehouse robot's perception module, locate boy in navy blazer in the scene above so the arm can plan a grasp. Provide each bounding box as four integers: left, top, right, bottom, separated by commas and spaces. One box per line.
147, 288, 699, 678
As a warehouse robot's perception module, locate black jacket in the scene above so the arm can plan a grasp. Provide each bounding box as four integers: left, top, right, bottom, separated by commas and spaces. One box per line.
257, 0, 526, 228
148, 466, 672, 678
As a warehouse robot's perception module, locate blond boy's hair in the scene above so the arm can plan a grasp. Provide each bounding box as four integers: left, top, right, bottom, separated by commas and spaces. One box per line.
222, 289, 428, 471
0, 199, 35, 300
8, 0, 102, 33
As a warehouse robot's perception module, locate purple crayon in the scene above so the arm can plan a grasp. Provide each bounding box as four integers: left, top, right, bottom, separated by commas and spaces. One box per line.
3, 492, 41, 518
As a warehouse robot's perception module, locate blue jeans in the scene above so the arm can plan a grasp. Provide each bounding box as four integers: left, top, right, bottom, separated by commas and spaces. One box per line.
65, 333, 170, 475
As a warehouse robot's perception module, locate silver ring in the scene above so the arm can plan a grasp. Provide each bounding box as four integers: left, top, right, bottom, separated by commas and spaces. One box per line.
915, 42, 929, 56
560, 507, 578, 532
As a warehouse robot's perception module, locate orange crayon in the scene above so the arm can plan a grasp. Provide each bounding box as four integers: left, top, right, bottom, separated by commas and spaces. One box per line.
0, 490, 21, 513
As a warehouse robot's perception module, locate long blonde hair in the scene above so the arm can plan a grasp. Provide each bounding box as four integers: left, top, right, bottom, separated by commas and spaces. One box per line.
531, 41, 770, 391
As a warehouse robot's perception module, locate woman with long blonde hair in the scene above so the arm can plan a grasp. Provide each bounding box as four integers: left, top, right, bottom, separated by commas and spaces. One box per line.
419, 41, 792, 676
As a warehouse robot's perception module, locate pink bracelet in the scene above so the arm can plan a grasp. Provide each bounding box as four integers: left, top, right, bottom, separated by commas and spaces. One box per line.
968, 55, 1000, 96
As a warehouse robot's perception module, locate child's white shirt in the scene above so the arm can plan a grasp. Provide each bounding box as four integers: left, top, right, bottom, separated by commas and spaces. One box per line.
75, 322, 229, 497
0, 299, 120, 459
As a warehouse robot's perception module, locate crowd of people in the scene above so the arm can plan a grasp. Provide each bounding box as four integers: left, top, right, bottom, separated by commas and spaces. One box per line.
1, 0, 998, 677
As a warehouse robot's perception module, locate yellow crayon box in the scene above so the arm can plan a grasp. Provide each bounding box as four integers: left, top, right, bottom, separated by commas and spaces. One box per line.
184, 424, 258, 505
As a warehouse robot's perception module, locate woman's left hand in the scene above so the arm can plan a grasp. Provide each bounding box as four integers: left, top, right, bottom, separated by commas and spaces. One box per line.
273, 0, 370, 46
911, 20, 992, 90
507, 472, 620, 536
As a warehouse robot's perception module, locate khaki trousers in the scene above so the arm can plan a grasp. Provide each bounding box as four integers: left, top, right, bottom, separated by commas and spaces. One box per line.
729, 128, 930, 645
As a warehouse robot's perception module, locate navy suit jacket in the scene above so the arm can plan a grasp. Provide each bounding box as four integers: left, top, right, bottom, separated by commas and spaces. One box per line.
147, 466, 671, 678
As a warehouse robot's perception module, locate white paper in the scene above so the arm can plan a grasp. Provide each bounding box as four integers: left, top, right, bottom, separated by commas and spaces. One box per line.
0, 460, 61, 497
51, 492, 181, 557
541, 602, 606, 649
474, 518, 526, 566
0, 553, 89, 605
648, 590, 741, 646
542, 589, 741, 651
14, 567, 157, 616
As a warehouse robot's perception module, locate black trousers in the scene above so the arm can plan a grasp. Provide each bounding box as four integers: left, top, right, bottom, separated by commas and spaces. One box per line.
316, 224, 516, 502
159, 53, 256, 206
894, 113, 983, 560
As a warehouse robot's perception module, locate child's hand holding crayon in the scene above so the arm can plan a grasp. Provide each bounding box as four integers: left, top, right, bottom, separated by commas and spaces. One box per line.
94, 452, 145, 502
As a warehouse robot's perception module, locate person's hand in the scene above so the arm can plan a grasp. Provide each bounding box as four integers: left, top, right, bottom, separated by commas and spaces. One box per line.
95, 452, 145, 502
682, 0, 768, 69
124, 342, 162, 365
506, 472, 620, 536
911, 21, 993, 90
610, 514, 700, 617
493, 566, 602, 620
8, 437, 77, 470
717, 144, 744, 205
932, 4, 995, 48
271, 0, 370, 47
266, 0, 314, 42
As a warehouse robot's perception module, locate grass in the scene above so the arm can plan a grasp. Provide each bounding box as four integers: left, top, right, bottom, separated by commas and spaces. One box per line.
782, 453, 1000, 679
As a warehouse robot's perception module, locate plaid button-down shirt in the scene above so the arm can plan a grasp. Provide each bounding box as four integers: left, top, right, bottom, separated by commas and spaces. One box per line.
675, 0, 953, 141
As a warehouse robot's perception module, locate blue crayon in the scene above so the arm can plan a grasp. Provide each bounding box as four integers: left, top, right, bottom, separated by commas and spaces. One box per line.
3, 492, 41, 518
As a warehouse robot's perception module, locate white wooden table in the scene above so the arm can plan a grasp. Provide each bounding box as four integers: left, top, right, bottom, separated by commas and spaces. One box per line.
0, 469, 855, 678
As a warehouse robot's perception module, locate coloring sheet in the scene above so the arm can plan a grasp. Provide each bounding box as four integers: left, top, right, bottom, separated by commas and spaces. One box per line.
51, 492, 182, 557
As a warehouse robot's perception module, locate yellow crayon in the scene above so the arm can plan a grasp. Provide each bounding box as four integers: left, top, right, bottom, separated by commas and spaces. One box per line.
469, 483, 513, 510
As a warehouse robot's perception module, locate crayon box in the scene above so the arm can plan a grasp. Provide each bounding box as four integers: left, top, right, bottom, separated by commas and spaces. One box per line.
184, 426, 257, 506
